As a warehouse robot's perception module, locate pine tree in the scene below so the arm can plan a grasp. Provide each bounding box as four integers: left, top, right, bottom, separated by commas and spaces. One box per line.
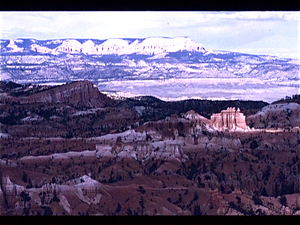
193, 204, 202, 215
139, 196, 145, 215
22, 171, 28, 183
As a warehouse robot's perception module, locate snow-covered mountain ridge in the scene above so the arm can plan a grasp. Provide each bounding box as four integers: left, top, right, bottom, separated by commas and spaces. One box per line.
1, 37, 299, 103
0, 37, 205, 56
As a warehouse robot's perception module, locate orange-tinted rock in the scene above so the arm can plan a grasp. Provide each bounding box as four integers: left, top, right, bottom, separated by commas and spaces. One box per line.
211, 107, 247, 130
17, 80, 112, 108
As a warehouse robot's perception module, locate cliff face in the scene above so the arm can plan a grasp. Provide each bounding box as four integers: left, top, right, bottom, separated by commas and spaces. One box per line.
17, 80, 113, 108
211, 107, 248, 130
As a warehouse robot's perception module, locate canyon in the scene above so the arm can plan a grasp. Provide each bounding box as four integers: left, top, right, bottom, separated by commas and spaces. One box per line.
1, 80, 299, 215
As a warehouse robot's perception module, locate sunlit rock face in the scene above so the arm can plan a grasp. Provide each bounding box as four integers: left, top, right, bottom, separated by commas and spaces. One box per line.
183, 110, 212, 126
211, 107, 247, 130
2, 80, 113, 109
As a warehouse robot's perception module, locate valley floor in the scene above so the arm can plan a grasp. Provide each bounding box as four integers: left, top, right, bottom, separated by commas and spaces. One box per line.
99, 78, 300, 103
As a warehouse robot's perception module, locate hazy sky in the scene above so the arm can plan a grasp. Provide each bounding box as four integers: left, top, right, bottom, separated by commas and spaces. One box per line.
1, 11, 299, 59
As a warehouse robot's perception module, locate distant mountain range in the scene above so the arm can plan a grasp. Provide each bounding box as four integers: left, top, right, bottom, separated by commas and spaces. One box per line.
0, 37, 205, 55
0, 37, 299, 103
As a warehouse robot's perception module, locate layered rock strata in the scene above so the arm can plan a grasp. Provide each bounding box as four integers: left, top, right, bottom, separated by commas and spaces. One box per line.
211, 107, 247, 130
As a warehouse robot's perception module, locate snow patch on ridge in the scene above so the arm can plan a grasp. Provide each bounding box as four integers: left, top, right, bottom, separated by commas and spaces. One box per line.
2, 37, 206, 56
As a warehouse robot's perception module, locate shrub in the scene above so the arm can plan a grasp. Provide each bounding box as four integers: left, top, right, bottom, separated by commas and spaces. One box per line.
193, 204, 202, 215
252, 194, 262, 205
261, 187, 268, 197
138, 186, 146, 194
250, 140, 258, 149
279, 195, 287, 206
22, 171, 28, 183
115, 203, 121, 214
193, 192, 199, 201
236, 196, 241, 205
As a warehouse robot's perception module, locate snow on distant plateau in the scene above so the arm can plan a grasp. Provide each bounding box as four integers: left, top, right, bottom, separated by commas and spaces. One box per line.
1, 37, 205, 56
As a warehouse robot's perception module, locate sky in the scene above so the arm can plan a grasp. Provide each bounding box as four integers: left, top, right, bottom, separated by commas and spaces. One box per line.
1, 11, 299, 59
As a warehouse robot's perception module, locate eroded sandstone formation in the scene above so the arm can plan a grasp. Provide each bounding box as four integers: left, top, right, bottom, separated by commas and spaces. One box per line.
183, 110, 212, 126
211, 107, 247, 130
2, 80, 113, 109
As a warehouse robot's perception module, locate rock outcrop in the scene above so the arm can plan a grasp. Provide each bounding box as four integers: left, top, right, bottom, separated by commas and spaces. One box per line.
211, 107, 248, 130
246, 103, 300, 129
8, 81, 113, 108
183, 110, 212, 126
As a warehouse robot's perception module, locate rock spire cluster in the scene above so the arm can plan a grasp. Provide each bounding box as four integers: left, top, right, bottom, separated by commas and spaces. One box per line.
211, 107, 248, 130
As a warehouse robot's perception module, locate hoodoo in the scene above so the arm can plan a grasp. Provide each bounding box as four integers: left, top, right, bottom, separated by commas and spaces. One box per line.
211, 107, 248, 130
